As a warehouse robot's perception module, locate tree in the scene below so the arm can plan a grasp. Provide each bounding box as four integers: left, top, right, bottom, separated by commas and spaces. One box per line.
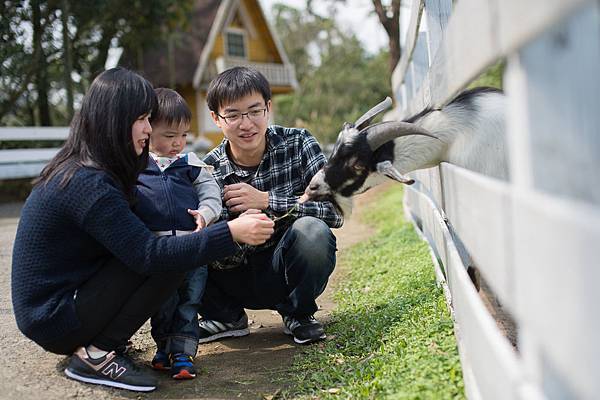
0, 0, 193, 126
272, 3, 391, 144
60, 0, 74, 120
0, 2, 36, 124
371, 0, 402, 73
325, 0, 403, 73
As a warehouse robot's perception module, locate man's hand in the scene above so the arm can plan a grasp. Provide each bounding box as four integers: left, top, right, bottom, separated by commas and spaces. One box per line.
227, 212, 274, 245
224, 183, 269, 213
187, 209, 206, 232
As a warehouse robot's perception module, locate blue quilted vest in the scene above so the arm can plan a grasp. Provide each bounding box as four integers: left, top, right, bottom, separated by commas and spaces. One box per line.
134, 155, 201, 233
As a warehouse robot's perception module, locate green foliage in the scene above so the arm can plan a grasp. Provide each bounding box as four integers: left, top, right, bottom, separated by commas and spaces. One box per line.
272, 4, 392, 144
468, 60, 505, 90
283, 186, 465, 399
0, 0, 193, 126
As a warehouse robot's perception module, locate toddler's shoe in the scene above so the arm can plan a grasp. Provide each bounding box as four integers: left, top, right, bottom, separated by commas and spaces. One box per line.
151, 350, 171, 371
170, 353, 196, 379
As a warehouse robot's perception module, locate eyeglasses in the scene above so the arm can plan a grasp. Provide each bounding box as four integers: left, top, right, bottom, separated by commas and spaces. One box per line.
217, 108, 267, 126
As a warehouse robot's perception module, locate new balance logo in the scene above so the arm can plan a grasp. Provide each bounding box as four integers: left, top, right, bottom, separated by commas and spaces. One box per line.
101, 361, 127, 379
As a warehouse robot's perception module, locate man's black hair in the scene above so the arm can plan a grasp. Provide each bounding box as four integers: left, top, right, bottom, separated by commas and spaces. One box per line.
206, 66, 271, 112
152, 88, 192, 127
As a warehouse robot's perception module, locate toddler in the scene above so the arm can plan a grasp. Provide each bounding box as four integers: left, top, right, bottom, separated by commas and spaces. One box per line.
134, 88, 221, 379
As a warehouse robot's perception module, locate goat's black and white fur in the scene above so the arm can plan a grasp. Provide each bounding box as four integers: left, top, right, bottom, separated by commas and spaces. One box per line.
303, 87, 507, 215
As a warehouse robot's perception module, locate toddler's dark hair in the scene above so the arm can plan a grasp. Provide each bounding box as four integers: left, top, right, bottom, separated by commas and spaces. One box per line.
152, 88, 192, 127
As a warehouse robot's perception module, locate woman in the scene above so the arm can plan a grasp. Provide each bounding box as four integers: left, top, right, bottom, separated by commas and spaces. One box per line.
11, 67, 274, 392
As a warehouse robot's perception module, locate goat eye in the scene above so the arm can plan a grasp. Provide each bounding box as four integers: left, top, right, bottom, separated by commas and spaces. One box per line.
353, 164, 366, 172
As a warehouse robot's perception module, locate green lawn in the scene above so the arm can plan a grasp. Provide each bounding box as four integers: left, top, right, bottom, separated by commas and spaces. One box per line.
284, 186, 464, 399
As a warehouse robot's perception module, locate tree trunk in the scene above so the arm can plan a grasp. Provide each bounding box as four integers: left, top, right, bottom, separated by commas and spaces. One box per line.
88, 26, 117, 77
61, 0, 74, 121
372, 0, 402, 73
32, 0, 52, 126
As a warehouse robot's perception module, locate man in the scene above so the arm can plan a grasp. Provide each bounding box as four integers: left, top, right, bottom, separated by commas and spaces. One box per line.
200, 67, 343, 344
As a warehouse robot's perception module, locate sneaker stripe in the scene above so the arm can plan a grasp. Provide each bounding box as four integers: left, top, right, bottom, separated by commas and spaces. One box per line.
201, 320, 228, 334
64, 368, 156, 392
197, 327, 250, 343
286, 319, 301, 331
75, 348, 115, 372
282, 315, 326, 345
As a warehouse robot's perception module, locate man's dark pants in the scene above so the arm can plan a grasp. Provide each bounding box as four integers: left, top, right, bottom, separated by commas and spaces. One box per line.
199, 216, 337, 322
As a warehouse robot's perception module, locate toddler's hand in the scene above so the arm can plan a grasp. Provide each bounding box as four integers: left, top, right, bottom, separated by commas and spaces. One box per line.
187, 209, 206, 232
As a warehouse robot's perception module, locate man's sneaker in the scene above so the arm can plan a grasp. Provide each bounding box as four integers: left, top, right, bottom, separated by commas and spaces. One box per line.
151, 350, 171, 371
64, 347, 157, 392
198, 313, 250, 343
283, 315, 326, 344
170, 353, 196, 380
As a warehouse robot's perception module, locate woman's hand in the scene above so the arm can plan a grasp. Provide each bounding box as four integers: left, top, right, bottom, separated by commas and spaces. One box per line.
227, 212, 274, 245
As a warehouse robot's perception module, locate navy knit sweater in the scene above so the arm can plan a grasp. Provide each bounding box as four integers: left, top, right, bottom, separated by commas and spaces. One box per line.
11, 167, 236, 345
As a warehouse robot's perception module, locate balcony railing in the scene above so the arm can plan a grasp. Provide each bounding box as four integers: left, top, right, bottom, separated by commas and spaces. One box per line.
211, 57, 298, 88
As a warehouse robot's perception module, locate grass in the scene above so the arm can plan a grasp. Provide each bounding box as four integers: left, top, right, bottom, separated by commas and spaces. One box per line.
468, 60, 505, 90
283, 186, 464, 399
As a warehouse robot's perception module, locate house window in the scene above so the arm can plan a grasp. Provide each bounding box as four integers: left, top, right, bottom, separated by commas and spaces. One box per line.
226, 31, 246, 58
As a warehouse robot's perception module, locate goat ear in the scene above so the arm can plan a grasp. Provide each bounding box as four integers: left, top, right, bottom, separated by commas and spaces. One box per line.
375, 160, 415, 185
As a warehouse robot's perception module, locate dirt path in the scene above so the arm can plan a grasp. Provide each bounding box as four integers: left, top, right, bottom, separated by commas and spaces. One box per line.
0, 186, 386, 400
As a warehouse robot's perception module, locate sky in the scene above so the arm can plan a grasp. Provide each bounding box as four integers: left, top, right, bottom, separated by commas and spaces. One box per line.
258, 0, 389, 54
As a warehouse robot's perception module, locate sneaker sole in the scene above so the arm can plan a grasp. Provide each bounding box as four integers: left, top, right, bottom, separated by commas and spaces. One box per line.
172, 369, 196, 379
152, 363, 171, 371
283, 327, 327, 345
197, 327, 250, 344
64, 368, 156, 392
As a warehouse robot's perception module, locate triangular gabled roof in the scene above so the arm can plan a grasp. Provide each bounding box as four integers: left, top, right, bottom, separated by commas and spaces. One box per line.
192, 0, 294, 88
122, 0, 221, 88
122, 0, 295, 90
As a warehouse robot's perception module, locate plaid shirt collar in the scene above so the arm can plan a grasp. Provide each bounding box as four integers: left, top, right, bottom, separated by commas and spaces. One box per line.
215, 127, 284, 180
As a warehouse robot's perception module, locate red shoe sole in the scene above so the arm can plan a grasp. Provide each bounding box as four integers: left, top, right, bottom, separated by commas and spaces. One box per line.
152, 363, 171, 371
172, 369, 196, 380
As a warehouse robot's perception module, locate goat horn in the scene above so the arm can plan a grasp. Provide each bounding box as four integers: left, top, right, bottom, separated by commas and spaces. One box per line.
362, 121, 438, 150
354, 97, 393, 130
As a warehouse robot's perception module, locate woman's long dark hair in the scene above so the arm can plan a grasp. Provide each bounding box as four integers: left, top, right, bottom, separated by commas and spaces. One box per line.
36, 68, 157, 203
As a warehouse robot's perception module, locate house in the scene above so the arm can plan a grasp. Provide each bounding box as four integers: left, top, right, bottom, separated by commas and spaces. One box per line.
123, 0, 298, 148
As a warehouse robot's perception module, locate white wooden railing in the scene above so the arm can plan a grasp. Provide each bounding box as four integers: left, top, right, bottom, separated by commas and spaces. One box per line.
0, 127, 69, 180
0, 127, 201, 180
214, 56, 299, 88
391, 0, 600, 399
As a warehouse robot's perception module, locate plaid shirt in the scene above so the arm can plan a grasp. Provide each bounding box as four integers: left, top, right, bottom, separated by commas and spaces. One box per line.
203, 125, 344, 269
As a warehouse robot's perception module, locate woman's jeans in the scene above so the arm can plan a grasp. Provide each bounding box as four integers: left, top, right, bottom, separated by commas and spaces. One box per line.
199, 216, 337, 322
150, 266, 207, 357
41, 258, 186, 355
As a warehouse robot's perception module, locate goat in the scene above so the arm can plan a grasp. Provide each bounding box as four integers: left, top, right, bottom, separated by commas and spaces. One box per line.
301, 87, 507, 215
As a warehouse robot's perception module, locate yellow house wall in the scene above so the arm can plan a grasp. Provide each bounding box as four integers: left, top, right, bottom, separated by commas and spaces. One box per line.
211, 35, 224, 59
195, 0, 293, 147
209, 0, 282, 64
246, 0, 282, 63
179, 85, 199, 136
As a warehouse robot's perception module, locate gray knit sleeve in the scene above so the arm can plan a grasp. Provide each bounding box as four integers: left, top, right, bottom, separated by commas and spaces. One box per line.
193, 167, 223, 225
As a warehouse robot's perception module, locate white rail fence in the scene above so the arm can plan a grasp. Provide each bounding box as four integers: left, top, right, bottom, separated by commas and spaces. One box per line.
0, 128, 69, 180
0, 127, 203, 180
391, 0, 599, 399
